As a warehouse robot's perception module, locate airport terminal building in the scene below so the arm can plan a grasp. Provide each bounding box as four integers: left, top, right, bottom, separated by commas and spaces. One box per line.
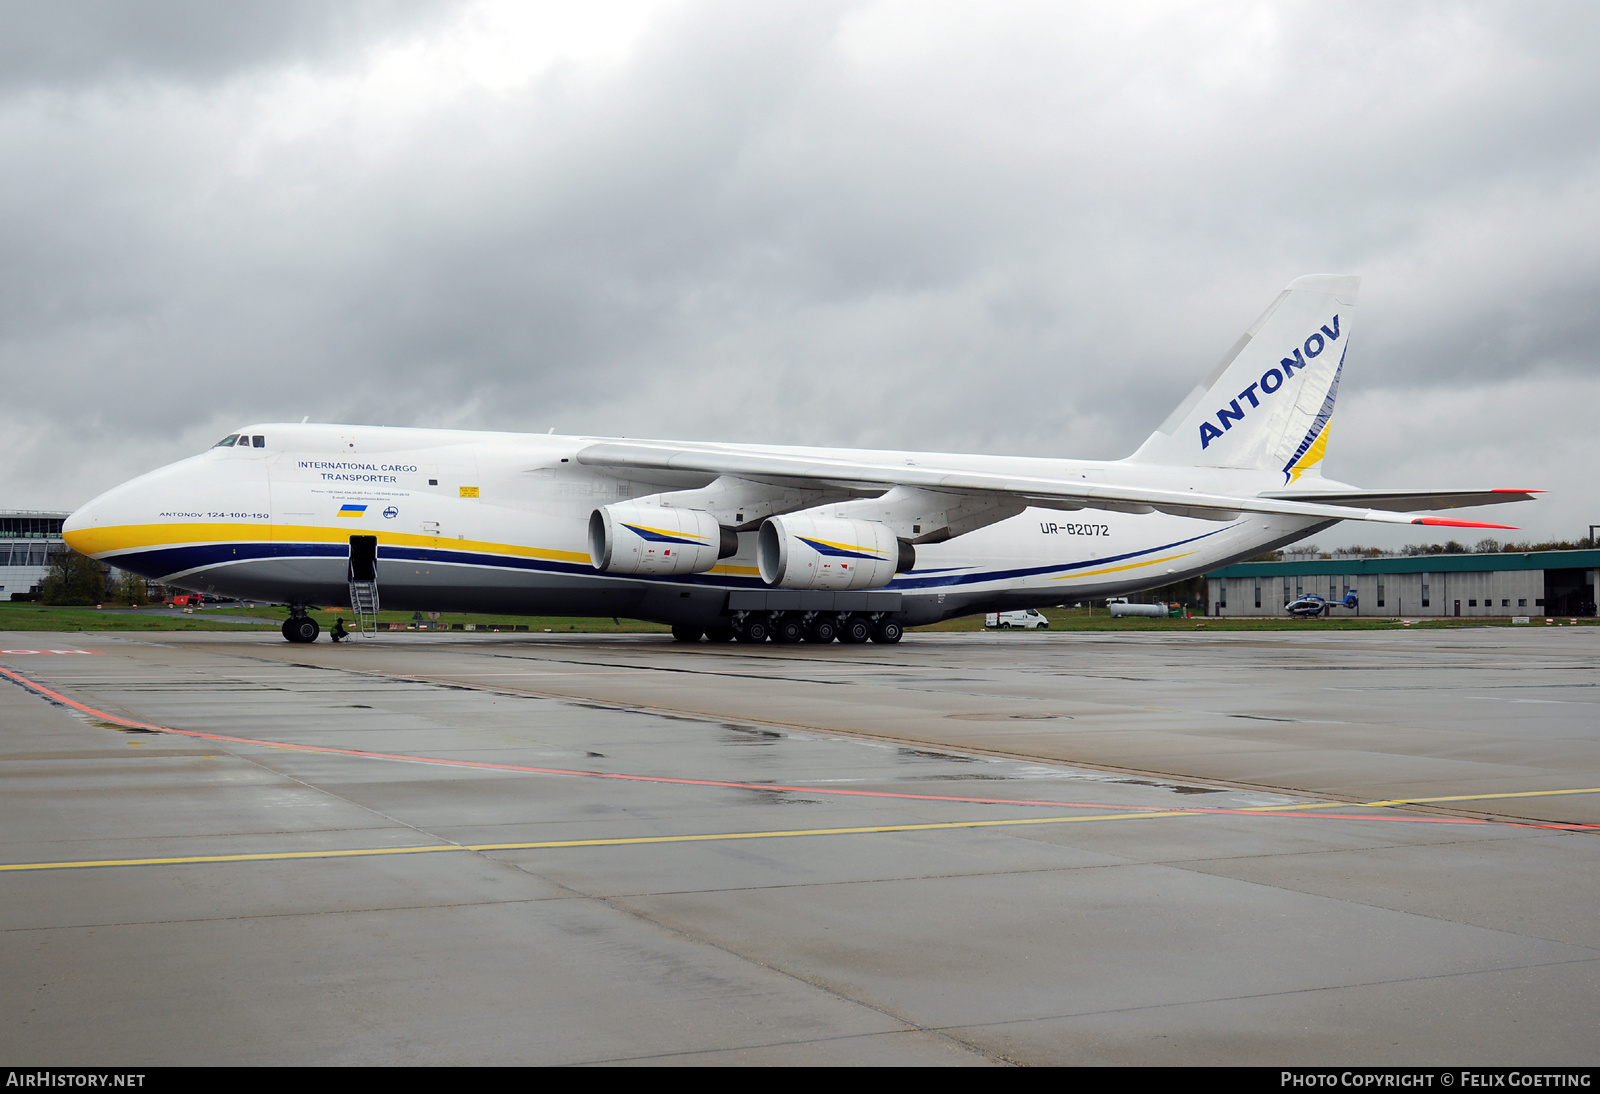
1204, 548, 1600, 619
0, 511, 67, 600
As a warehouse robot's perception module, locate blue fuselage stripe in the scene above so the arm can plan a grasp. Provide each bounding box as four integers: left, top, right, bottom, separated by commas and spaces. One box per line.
107, 525, 1230, 592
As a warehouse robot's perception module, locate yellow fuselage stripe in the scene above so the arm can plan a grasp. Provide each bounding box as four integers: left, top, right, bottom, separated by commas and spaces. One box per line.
67, 523, 1202, 583
63, 522, 592, 565
1050, 551, 1195, 581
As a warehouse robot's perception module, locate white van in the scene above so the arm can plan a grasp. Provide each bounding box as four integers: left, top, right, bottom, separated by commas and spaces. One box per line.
985, 609, 1049, 629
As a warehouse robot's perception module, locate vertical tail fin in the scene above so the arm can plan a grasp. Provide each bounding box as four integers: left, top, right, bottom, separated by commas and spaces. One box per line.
1128, 274, 1358, 483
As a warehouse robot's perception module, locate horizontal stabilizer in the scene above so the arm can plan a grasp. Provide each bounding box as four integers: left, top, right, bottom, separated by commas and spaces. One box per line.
1412, 517, 1519, 530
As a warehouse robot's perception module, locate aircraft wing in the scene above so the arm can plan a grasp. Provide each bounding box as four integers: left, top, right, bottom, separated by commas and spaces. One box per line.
1258, 488, 1540, 512
575, 441, 1522, 530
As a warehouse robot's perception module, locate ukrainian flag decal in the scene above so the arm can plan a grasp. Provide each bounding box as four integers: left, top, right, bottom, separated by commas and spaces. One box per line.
337, 504, 368, 518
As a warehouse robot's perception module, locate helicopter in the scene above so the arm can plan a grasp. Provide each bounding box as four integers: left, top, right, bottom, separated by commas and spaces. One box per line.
1286, 590, 1359, 618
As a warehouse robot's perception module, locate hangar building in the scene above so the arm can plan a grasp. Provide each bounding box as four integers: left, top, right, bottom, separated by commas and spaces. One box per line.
1204, 549, 1599, 619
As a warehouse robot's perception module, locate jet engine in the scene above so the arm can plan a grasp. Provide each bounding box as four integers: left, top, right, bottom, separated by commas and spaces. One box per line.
757, 515, 914, 590
588, 504, 736, 576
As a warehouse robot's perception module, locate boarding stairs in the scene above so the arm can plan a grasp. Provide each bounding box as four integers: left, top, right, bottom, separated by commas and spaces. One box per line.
348, 579, 380, 637
347, 535, 381, 638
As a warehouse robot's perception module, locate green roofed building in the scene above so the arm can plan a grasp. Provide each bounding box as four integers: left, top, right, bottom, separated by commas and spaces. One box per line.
1204, 549, 1599, 619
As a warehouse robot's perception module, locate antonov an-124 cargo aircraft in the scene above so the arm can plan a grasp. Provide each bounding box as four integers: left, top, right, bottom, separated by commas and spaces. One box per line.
63, 275, 1533, 644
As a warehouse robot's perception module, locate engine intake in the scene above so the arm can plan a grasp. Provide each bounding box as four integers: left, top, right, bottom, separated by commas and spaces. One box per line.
589, 505, 735, 575
757, 516, 914, 590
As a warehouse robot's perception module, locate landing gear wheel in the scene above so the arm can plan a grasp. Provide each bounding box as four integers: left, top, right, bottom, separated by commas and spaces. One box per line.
805, 617, 838, 643
704, 628, 735, 643
771, 614, 804, 644
738, 617, 771, 643
671, 624, 704, 643
870, 618, 903, 644
838, 615, 872, 644
282, 616, 320, 644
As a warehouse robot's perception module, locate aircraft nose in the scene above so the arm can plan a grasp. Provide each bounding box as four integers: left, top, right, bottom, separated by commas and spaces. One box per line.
62, 496, 100, 555
61, 458, 195, 558
60, 450, 267, 572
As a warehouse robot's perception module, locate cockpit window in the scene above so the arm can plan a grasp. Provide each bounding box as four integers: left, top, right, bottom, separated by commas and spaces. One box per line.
252, 435, 265, 448
213, 435, 239, 447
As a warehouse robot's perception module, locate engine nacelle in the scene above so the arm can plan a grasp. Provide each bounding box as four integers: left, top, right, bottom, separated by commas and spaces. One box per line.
757, 516, 914, 590
589, 505, 734, 576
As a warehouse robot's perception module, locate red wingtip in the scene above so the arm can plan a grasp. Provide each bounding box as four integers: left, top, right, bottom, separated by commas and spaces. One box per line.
1491, 488, 1545, 494
1412, 518, 1519, 530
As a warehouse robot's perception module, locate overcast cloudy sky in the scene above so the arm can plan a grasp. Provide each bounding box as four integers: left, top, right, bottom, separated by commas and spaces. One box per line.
3, 1, 1596, 547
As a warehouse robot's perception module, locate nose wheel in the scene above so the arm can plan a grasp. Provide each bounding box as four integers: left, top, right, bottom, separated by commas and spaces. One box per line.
282, 615, 320, 643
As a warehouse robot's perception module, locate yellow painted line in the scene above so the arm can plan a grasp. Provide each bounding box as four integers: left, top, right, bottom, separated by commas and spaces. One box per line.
0, 845, 464, 871
7, 796, 1592, 874
1050, 552, 1195, 581
1361, 787, 1600, 808
466, 810, 1198, 848
1230, 786, 1600, 813
0, 810, 1195, 873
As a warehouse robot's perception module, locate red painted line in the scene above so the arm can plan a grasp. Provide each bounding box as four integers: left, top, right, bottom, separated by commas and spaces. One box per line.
0, 664, 1223, 812
2, 665, 169, 731
3, 664, 1593, 833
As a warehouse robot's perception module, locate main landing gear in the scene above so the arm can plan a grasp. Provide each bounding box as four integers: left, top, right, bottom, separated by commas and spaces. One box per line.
282, 608, 320, 644
672, 611, 904, 645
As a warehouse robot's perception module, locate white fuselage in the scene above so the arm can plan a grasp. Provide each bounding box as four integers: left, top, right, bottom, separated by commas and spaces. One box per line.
64, 423, 1331, 626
